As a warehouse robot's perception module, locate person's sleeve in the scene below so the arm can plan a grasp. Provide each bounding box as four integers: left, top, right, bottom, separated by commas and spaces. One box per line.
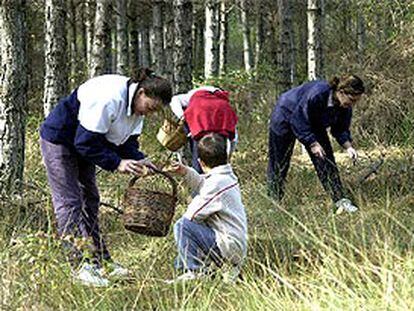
116, 135, 146, 161
170, 94, 189, 119
183, 181, 224, 222
290, 95, 319, 146
184, 167, 204, 192
74, 125, 121, 171
331, 108, 353, 146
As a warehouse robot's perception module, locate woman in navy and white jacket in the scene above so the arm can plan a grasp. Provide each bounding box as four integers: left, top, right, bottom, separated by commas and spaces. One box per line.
268, 75, 365, 213
40, 68, 172, 286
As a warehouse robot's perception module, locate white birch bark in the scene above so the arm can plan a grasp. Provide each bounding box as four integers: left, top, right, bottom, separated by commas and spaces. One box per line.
204, 0, 219, 78
307, 0, 323, 80
218, 0, 228, 75
84, 0, 95, 73
0, 0, 28, 194
43, 0, 68, 116
90, 0, 111, 77
240, 0, 252, 73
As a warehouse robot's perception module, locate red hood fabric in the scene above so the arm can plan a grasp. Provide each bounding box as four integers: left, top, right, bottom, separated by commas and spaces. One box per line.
184, 90, 238, 140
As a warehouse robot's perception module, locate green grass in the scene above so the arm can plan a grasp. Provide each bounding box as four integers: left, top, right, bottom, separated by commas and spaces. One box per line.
0, 115, 413, 310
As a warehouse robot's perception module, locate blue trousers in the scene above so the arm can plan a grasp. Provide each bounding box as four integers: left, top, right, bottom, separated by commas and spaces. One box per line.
174, 217, 222, 271
267, 128, 345, 202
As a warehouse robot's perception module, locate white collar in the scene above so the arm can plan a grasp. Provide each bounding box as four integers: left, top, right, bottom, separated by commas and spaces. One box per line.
127, 82, 139, 116
204, 164, 234, 178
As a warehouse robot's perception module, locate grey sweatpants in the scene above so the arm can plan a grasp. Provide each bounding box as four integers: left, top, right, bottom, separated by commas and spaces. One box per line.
40, 138, 110, 265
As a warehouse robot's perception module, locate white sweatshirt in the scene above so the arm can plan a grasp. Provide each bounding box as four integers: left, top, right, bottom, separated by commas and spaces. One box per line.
183, 164, 248, 266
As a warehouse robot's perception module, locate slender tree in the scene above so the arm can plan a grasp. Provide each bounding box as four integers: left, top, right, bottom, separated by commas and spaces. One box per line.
164, 0, 175, 82
43, 0, 68, 116
90, 0, 111, 77
140, 26, 151, 68
152, 0, 165, 75
240, 0, 252, 73
173, 0, 193, 93
218, 0, 229, 75
128, 0, 139, 77
277, 0, 295, 91
0, 0, 28, 194
84, 0, 95, 73
307, 0, 323, 80
204, 0, 219, 78
116, 0, 128, 75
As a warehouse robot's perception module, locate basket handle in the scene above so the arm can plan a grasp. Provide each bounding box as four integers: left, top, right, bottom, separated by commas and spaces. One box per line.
127, 165, 178, 199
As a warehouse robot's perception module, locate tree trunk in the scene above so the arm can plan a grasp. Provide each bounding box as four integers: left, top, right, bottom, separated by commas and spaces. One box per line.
307, 0, 323, 80
218, 0, 228, 75
0, 0, 28, 195
173, 0, 193, 93
90, 0, 111, 77
128, 0, 139, 77
164, 0, 175, 82
277, 0, 295, 92
152, 0, 165, 75
240, 0, 252, 73
84, 0, 95, 75
116, 0, 128, 75
356, 6, 365, 64
254, 0, 265, 71
68, 0, 79, 88
204, 0, 219, 78
140, 27, 151, 68
43, 0, 68, 116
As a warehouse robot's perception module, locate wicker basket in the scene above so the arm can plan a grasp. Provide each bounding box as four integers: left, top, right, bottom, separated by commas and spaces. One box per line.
122, 169, 177, 237
156, 118, 187, 151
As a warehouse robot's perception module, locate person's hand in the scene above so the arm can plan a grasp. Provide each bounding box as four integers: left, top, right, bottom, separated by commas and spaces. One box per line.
310, 142, 326, 158
346, 147, 358, 163
117, 159, 156, 176
164, 161, 187, 176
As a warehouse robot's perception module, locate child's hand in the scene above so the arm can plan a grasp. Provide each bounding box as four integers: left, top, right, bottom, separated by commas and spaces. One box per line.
164, 162, 187, 176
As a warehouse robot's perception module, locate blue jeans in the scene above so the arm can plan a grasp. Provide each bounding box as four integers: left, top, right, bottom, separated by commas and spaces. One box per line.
174, 217, 222, 271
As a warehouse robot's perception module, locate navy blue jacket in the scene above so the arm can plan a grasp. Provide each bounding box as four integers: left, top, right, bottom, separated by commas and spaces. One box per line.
40, 89, 145, 171
270, 80, 352, 147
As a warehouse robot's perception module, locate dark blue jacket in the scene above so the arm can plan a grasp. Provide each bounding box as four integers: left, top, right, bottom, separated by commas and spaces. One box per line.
40, 89, 145, 171
270, 80, 352, 147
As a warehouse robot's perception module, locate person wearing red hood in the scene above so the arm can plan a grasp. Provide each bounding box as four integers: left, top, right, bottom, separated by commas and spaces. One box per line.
169, 86, 238, 173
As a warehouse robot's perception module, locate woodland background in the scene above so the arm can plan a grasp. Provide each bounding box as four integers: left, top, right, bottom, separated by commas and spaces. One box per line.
0, 0, 414, 310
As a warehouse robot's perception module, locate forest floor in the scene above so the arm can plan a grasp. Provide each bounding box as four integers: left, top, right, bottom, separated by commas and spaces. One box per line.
0, 116, 413, 310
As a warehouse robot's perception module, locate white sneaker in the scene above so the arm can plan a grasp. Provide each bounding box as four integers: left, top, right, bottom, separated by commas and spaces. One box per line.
164, 270, 204, 284
74, 263, 110, 287
335, 198, 358, 214
98, 262, 130, 278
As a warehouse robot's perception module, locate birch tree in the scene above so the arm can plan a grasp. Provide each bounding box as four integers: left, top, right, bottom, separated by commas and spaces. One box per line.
218, 0, 228, 75
140, 27, 151, 68
43, 0, 68, 116
0, 0, 28, 194
204, 0, 219, 78
164, 0, 175, 82
116, 0, 128, 75
84, 0, 95, 73
240, 0, 252, 73
152, 0, 165, 75
128, 0, 139, 77
90, 0, 111, 77
307, 0, 323, 80
173, 0, 193, 93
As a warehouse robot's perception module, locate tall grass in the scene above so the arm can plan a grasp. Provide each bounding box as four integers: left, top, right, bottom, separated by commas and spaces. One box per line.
1, 108, 413, 310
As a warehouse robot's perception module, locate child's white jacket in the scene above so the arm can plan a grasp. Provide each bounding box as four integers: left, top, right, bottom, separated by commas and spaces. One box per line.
183, 164, 248, 266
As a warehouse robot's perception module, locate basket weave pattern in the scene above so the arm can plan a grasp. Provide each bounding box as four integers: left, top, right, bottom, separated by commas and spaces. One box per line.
156, 118, 187, 151
122, 170, 177, 237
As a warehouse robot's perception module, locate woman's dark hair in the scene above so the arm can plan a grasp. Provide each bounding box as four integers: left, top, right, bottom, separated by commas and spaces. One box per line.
197, 133, 228, 168
329, 74, 365, 95
132, 67, 172, 105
